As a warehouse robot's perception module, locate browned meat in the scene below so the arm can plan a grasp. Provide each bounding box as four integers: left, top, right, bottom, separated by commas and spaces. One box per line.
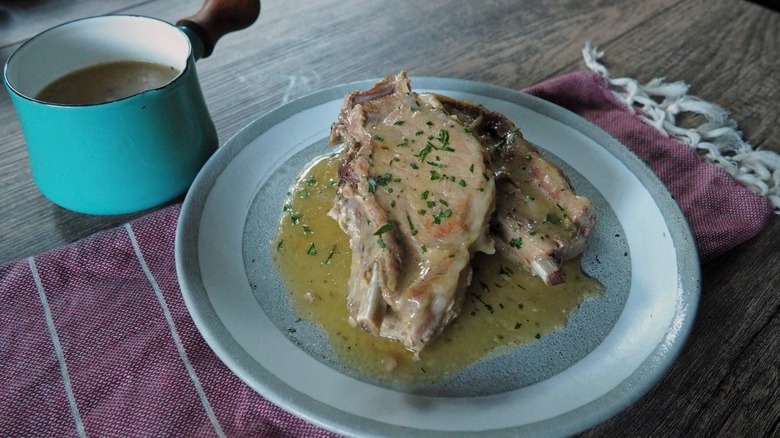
436, 94, 596, 285
329, 72, 496, 354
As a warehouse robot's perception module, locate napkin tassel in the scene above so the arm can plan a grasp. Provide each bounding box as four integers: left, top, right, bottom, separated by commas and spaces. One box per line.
583, 42, 780, 213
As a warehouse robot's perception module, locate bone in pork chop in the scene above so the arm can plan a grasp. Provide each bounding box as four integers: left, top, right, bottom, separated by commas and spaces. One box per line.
435, 95, 596, 286
329, 72, 496, 354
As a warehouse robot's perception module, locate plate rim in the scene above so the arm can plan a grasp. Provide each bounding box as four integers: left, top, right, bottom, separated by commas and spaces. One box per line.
175, 76, 701, 437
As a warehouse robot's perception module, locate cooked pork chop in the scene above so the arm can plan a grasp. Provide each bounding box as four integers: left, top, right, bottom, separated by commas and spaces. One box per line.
329, 72, 496, 354
435, 95, 596, 285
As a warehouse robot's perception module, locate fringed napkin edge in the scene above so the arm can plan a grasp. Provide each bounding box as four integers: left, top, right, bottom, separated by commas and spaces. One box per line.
582, 42, 780, 214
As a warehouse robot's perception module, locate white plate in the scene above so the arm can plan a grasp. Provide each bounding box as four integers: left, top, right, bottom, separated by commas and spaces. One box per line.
175, 77, 700, 437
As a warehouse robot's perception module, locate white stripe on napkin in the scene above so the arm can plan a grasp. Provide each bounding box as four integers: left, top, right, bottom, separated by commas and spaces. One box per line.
28, 256, 87, 438
124, 224, 226, 438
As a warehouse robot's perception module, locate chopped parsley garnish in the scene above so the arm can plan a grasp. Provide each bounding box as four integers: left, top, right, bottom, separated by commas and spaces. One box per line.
435, 129, 454, 151
433, 209, 452, 224
367, 173, 392, 193
376, 173, 392, 186
417, 143, 433, 161
471, 293, 494, 313
322, 246, 336, 265
406, 215, 419, 236
373, 222, 395, 236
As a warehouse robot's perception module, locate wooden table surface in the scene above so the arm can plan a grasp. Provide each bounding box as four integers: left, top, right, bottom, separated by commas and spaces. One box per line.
2, 0, 778, 436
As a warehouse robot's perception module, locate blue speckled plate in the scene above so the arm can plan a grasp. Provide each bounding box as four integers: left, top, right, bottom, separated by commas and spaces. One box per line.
175, 77, 700, 437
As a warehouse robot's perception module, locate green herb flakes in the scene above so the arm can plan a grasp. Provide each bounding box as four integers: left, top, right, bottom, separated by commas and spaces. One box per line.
433, 208, 452, 224
322, 247, 336, 265
373, 222, 395, 236
545, 213, 562, 225
406, 215, 419, 236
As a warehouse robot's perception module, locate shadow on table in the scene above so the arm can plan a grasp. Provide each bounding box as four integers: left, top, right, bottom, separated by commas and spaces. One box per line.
52, 194, 184, 246
748, 0, 780, 12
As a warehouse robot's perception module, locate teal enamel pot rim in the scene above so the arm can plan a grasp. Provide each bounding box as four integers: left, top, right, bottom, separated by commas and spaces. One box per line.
3, 15, 217, 215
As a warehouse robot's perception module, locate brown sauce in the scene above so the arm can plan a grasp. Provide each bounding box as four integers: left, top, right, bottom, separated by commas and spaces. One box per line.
271, 153, 603, 386
36, 60, 179, 105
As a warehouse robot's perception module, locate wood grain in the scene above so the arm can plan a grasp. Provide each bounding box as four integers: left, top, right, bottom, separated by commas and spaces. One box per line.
0, 0, 204, 262
1, 0, 778, 436
579, 2, 780, 436
0, 0, 150, 47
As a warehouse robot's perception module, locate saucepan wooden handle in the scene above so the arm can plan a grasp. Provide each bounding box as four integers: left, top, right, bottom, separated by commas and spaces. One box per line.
177, 0, 261, 58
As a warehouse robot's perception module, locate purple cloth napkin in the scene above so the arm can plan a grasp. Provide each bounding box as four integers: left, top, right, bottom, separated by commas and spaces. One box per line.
526, 71, 773, 260
0, 71, 773, 437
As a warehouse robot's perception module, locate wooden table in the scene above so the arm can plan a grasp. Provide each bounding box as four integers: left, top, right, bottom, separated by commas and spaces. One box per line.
2, 0, 778, 435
